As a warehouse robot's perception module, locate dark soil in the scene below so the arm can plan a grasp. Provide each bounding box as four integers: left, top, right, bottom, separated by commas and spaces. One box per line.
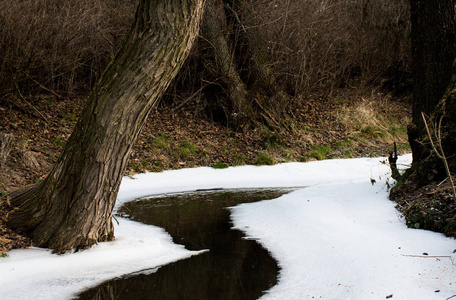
0, 91, 412, 254
390, 158, 456, 237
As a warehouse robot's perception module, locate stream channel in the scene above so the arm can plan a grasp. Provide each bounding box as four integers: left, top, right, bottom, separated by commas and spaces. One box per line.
77, 189, 292, 300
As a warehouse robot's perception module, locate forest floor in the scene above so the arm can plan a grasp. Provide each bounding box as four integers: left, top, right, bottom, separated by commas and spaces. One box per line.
0, 88, 438, 254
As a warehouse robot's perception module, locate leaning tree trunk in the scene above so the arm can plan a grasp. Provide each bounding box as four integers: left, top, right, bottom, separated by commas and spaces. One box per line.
6, 0, 205, 253
408, 0, 456, 162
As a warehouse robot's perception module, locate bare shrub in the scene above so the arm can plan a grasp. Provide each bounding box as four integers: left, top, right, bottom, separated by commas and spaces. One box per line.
0, 0, 136, 96
250, 0, 411, 95
1, 0, 410, 103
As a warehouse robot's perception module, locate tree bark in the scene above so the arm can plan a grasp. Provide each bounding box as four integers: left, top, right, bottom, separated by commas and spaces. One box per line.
409, 0, 456, 162
432, 71, 456, 176
7, 0, 205, 253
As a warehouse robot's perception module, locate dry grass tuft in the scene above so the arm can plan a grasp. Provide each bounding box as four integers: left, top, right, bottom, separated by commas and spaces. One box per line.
336, 93, 410, 144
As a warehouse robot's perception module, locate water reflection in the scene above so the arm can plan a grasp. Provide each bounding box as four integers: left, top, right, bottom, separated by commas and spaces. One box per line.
77, 189, 290, 300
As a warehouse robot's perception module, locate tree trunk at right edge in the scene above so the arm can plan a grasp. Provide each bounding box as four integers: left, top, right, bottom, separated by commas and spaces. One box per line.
436, 73, 456, 175
409, 0, 456, 162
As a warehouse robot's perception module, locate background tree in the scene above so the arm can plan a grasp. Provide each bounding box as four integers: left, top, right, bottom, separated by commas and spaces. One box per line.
201, 0, 252, 128
177, 0, 288, 129
6, 0, 205, 253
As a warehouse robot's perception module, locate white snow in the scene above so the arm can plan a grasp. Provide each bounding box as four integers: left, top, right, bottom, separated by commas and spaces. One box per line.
1, 154, 456, 299
0, 219, 203, 300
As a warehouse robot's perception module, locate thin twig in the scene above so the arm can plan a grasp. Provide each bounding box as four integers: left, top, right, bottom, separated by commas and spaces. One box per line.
172, 85, 206, 112
401, 254, 451, 258
253, 97, 280, 127
116, 198, 132, 213
97, 29, 116, 49
15, 84, 49, 124
422, 112, 442, 159
112, 214, 120, 226
27, 75, 62, 99
438, 178, 448, 187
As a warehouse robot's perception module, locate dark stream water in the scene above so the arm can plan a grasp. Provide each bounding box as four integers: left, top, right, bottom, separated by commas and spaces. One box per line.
77, 189, 290, 300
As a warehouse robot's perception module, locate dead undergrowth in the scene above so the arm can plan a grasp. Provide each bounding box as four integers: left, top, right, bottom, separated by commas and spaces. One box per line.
391, 175, 456, 237
0, 195, 31, 255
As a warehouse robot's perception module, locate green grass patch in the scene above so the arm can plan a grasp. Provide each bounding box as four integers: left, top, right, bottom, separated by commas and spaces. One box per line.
255, 152, 276, 165
360, 125, 388, 139
335, 139, 355, 149
182, 140, 197, 153
342, 149, 353, 158
140, 160, 150, 169
282, 148, 296, 162
396, 142, 411, 152
212, 162, 229, 169
129, 160, 151, 172
152, 134, 170, 149
52, 137, 66, 148
262, 128, 284, 150
298, 156, 309, 162
233, 155, 247, 166
173, 140, 198, 161
387, 125, 407, 137
152, 161, 165, 172
309, 144, 332, 160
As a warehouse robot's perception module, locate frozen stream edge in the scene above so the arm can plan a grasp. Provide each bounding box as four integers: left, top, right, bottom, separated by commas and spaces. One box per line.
1, 154, 455, 299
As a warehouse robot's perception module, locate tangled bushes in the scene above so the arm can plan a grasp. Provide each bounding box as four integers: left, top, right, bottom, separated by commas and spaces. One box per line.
253, 0, 410, 94
0, 0, 136, 96
0, 0, 410, 99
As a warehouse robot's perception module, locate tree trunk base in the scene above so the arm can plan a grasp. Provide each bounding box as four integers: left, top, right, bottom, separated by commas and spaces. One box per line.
7, 183, 114, 253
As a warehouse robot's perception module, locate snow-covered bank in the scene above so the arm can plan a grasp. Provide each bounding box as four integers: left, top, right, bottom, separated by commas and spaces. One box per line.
0, 219, 202, 300
1, 154, 455, 299
231, 182, 456, 299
